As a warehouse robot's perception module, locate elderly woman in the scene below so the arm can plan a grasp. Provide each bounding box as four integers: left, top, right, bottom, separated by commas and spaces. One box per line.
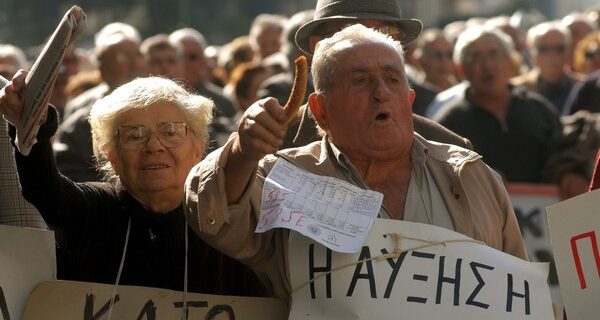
0, 72, 264, 296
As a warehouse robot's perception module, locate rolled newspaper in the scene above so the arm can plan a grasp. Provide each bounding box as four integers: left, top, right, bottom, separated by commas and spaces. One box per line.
16, 5, 86, 155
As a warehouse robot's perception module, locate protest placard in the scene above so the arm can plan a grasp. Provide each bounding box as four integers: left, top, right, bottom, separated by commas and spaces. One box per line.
288, 219, 553, 319
14, 5, 85, 155
0, 225, 55, 320
547, 188, 600, 320
22, 280, 287, 320
507, 183, 563, 313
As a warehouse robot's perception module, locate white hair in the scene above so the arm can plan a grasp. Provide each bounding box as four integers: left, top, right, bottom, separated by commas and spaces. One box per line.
0, 44, 28, 69
248, 14, 287, 51
311, 24, 405, 96
527, 21, 572, 51
453, 27, 515, 65
89, 77, 214, 182
94, 22, 141, 59
169, 27, 208, 50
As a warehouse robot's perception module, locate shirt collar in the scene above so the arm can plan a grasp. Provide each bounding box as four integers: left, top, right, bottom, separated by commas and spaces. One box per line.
323, 133, 429, 174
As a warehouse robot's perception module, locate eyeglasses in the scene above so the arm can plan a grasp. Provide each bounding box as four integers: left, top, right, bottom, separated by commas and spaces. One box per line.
536, 44, 567, 54
117, 122, 191, 150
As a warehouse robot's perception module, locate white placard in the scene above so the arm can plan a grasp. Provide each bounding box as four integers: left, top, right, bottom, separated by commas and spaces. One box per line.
289, 219, 553, 319
507, 183, 563, 314
0, 225, 55, 320
257, 158, 383, 253
547, 188, 600, 320
23, 280, 287, 319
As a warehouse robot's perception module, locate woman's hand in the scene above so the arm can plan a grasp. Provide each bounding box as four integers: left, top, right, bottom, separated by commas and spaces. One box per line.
0, 70, 28, 126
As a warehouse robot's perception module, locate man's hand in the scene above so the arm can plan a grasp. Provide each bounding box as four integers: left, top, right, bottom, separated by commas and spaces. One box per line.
233, 97, 288, 163
0, 70, 28, 126
225, 97, 288, 205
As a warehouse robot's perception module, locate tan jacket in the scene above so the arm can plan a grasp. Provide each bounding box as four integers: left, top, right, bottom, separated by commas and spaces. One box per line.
184, 134, 527, 304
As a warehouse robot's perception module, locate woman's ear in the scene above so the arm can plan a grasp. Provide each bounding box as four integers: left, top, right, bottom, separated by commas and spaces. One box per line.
105, 146, 120, 176
308, 93, 328, 131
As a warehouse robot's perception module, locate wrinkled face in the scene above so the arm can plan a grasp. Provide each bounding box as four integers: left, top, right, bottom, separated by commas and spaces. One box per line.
181, 41, 207, 86
312, 42, 415, 161
533, 30, 569, 81
147, 47, 182, 79
419, 37, 455, 87
108, 101, 203, 206
461, 35, 512, 96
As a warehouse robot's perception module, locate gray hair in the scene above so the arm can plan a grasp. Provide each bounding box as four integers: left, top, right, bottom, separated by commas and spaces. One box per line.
453, 27, 515, 65
311, 24, 405, 96
94, 22, 141, 59
169, 27, 208, 51
249, 14, 287, 52
527, 21, 572, 51
561, 12, 598, 31
0, 44, 28, 69
89, 77, 214, 182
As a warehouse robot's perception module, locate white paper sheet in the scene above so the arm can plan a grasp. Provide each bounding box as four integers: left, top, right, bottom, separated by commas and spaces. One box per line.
256, 158, 383, 253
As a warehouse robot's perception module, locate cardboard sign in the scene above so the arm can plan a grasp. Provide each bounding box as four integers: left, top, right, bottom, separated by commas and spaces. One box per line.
289, 219, 553, 319
547, 188, 600, 320
507, 183, 563, 312
23, 280, 287, 320
0, 225, 55, 320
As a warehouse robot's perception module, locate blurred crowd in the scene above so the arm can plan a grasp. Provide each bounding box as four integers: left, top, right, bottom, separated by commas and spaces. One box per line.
1, 6, 598, 191
0, 2, 599, 318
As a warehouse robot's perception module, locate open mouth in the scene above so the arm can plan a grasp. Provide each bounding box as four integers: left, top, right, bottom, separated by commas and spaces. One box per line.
375, 112, 389, 121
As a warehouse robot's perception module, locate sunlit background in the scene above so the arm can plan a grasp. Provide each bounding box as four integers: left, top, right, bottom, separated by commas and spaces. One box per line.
1, 0, 597, 53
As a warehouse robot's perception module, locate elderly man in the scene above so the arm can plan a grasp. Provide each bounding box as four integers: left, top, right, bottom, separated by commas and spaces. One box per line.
290, 0, 471, 149
433, 28, 589, 198
141, 33, 183, 79
169, 28, 237, 152
185, 24, 526, 304
413, 28, 457, 92
512, 21, 584, 113
53, 22, 146, 182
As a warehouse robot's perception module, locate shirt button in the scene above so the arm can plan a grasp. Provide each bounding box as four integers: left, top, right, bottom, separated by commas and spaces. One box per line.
207, 217, 216, 225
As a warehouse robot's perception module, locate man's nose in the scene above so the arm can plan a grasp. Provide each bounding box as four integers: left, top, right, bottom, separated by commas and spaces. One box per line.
371, 77, 392, 103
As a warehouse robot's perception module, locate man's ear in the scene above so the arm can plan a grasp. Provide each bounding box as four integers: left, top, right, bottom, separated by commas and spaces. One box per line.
308, 92, 328, 131
409, 88, 416, 106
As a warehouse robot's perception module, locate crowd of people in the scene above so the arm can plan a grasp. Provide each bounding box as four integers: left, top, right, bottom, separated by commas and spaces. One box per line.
1, 0, 599, 318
